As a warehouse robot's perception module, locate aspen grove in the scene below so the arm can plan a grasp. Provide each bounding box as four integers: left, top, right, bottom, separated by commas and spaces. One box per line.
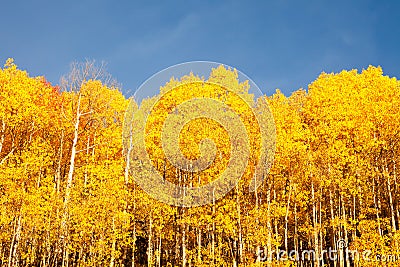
1, 58, 400, 267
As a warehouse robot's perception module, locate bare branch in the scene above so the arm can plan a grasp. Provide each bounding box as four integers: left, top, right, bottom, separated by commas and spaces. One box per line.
60, 59, 121, 92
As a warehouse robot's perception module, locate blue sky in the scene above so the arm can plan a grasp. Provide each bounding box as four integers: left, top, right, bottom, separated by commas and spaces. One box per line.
1, 0, 399, 96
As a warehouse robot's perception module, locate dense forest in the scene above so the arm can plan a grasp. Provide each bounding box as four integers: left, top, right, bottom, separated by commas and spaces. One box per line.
1, 58, 400, 267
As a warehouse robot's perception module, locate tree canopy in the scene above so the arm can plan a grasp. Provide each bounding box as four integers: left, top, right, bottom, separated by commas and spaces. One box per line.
1, 59, 399, 267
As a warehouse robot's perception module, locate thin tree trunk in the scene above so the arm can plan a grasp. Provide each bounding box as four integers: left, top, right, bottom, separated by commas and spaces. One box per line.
157, 233, 162, 267
342, 197, 350, 267
197, 227, 202, 264
124, 118, 136, 267
385, 163, 397, 231
266, 182, 272, 266
212, 188, 216, 266
132, 222, 136, 267
311, 182, 319, 267
273, 190, 279, 257
148, 213, 153, 267
55, 130, 64, 194
84, 135, 91, 187
110, 217, 116, 267
319, 188, 324, 267
0, 120, 5, 155
62, 93, 82, 258
255, 182, 261, 263
393, 157, 400, 226
235, 185, 243, 264
372, 177, 382, 236
182, 172, 187, 267
352, 194, 357, 241
182, 212, 186, 267
338, 194, 344, 267
284, 183, 292, 256
8, 214, 21, 267
329, 188, 337, 267
294, 190, 298, 263
124, 117, 134, 186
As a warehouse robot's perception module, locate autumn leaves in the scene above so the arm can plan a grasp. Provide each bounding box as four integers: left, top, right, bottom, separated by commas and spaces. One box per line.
125, 63, 276, 207
1, 59, 400, 266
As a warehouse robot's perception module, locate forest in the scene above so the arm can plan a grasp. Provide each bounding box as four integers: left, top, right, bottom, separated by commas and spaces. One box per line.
1, 58, 400, 267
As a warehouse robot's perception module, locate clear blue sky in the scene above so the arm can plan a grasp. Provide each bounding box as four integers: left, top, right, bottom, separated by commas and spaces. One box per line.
1, 0, 399, 96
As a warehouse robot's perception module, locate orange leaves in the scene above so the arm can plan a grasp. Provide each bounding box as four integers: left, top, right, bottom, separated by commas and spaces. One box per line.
0, 59, 62, 144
